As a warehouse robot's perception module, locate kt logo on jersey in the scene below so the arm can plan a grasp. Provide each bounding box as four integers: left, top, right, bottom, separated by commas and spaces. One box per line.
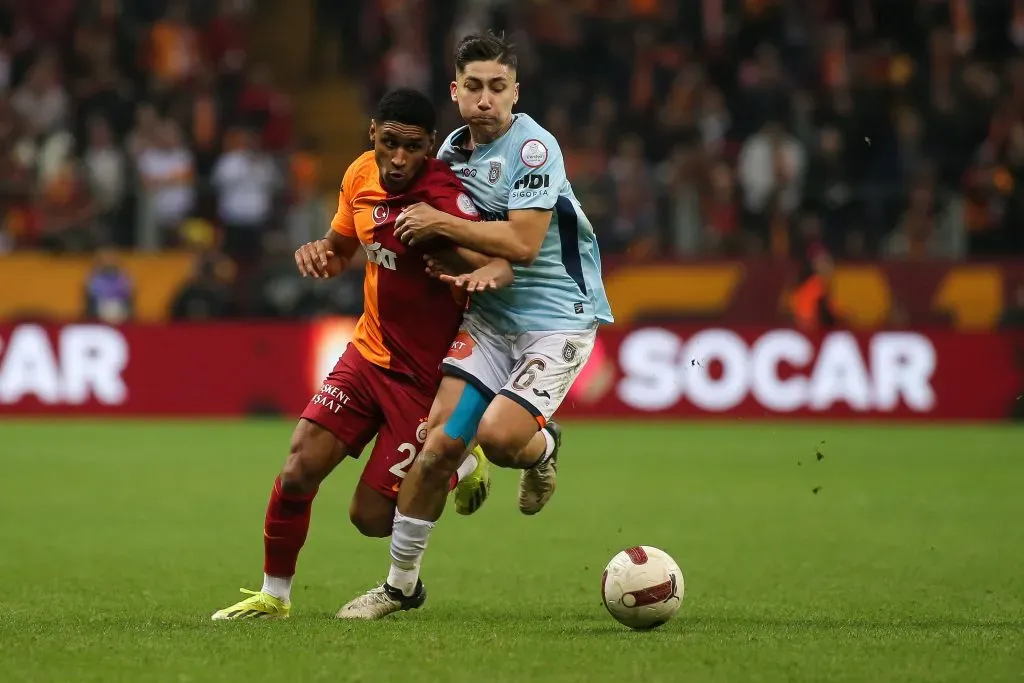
364, 242, 397, 270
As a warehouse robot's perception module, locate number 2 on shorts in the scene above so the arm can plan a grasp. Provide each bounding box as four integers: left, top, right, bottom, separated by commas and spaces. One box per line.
389, 443, 418, 479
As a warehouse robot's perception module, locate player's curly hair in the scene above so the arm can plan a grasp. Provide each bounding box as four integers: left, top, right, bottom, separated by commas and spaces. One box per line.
374, 88, 436, 132
454, 31, 517, 73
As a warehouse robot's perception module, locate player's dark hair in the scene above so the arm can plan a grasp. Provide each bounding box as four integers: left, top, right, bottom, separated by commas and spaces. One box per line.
454, 32, 517, 73
374, 88, 436, 132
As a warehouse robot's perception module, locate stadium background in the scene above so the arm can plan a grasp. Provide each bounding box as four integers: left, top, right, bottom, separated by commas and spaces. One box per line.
2, 2, 1023, 682
0, 0, 1022, 420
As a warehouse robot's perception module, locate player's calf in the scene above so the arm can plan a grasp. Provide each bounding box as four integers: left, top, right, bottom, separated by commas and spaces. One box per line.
266, 420, 347, 593
475, 397, 549, 469
397, 428, 465, 521
280, 419, 345, 493
213, 420, 349, 620
476, 397, 561, 515
378, 422, 468, 603
338, 380, 489, 617
348, 447, 488, 538
349, 481, 396, 538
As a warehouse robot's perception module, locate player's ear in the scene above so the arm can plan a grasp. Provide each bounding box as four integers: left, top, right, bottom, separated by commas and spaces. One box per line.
450, 80, 458, 102
368, 119, 376, 143
513, 83, 520, 107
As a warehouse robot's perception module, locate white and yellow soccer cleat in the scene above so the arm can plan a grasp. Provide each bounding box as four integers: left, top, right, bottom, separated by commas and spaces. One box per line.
453, 445, 491, 515
211, 589, 290, 620
518, 421, 560, 515
335, 581, 427, 620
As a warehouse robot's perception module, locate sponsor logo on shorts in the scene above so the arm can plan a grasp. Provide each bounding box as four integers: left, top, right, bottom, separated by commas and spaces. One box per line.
310, 383, 352, 414
488, 160, 502, 184
372, 202, 390, 224
446, 330, 475, 361
562, 341, 578, 363
520, 139, 548, 168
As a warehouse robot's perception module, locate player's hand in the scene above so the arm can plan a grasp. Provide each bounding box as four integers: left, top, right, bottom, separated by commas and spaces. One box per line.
439, 260, 511, 293
395, 202, 445, 246
440, 272, 498, 292
423, 254, 455, 279
295, 239, 344, 278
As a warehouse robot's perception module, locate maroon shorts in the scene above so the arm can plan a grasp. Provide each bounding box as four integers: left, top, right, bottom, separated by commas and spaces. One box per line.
300, 343, 435, 500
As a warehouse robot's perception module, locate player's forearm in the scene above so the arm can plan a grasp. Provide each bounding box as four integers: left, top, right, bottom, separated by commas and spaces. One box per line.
323, 228, 359, 260
431, 248, 477, 275
436, 215, 536, 265
453, 247, 497, 271
430, 246, 501, 273
486, 258, 515, 289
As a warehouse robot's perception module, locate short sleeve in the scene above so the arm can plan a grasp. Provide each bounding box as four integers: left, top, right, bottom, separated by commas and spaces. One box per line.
507, 133, 565, 212
330, 161, 359, 237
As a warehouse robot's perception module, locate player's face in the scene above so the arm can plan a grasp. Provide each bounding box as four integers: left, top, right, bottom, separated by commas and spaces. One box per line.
451, 60, 519, 140
370, 121, 435, 192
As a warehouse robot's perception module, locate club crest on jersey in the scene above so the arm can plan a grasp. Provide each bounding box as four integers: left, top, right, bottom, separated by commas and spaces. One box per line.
456, 192, 479, 217
520, 139, 548, 168
562, 341, 577, 363
372, 202, 390, 225
488, 160, 502, 184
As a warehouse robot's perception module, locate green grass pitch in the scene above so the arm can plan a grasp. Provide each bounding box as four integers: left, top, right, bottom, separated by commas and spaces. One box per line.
1, 420, 1022, 682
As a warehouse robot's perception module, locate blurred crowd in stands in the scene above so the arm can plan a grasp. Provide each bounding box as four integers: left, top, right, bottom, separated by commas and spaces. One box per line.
355, 0, 1024, 262
0, 0, 349, 318
4, 0, 1024, 324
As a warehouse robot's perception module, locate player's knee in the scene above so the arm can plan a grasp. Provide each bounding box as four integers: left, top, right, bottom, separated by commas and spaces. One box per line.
419, 429, 465, 477
475, 416, 526, 467
348, 503, 392, 538
280, 449, 319, 494
280, 422, 338, 494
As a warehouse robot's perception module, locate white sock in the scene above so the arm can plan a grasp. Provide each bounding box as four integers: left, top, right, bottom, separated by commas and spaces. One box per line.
262, 574, 293, 603
541, 428, 555, 456
455, 453, 478, 483
388, 511, 435, 596
535, 427, 556, 466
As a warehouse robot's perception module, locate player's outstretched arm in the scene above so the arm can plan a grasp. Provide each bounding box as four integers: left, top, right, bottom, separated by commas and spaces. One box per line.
439, 258, 514, 293
395, 204, 549, 265
295, 230, 359, 279
427, 245, 502, 274
425, 248, 514, 286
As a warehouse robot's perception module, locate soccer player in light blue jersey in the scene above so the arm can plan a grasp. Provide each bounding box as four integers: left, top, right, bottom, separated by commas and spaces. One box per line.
336, 33, 613, 620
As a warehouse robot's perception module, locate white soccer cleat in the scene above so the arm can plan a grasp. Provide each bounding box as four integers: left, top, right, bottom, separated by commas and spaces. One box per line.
335, 581, 427, 620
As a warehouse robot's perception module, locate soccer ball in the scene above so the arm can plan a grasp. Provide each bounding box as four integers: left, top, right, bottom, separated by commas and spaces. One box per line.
601, 546, 684, 630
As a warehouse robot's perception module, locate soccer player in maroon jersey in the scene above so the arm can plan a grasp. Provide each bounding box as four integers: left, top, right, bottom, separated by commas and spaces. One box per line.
212, 88, 512, 620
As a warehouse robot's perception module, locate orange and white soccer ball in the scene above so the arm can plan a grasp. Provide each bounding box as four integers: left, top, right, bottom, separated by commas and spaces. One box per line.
601, 546, 684, 630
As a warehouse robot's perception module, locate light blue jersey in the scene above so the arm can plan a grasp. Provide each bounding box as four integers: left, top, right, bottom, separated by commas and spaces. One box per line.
437, 114, 614, 334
